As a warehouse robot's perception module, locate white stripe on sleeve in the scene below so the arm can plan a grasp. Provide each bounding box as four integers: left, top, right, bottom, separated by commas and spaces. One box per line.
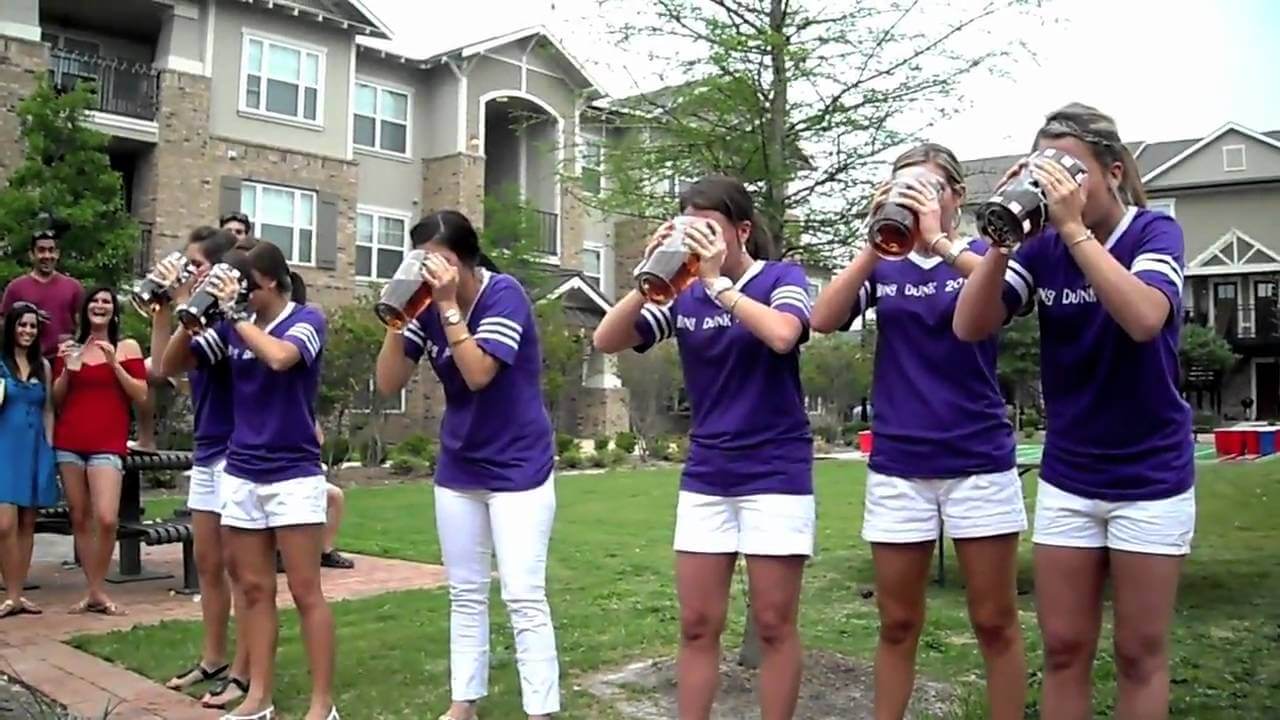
1131, 252, 1184, 287
857, 282, 869, 310
769, 286, 812, 316
473, 330, 520, 352
640, 304, 673, 342
194, 332, 224, 363
477, 317, 524, 343
1003, 258, 1035, 306
285, 323, 321, 358
402, 319, 425, 347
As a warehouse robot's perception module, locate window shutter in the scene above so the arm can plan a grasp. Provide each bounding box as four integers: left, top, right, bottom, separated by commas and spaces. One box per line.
218, 176, 243, 217
315, 191, 339, 270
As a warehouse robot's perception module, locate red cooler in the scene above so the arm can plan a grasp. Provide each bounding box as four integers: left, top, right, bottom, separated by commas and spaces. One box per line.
1243, 429, 1262, 456
1214, 428, 1244, 457
858, 430, 873, 454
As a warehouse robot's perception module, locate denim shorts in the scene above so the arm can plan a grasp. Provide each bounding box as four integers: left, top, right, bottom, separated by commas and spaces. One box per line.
55, 450, 124, 472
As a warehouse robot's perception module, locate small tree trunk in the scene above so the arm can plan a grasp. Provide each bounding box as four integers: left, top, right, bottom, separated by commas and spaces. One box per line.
738, 611, 762, 669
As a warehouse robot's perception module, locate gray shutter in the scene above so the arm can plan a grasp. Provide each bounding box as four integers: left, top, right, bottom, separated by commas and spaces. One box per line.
218, 176, 242, 217
315, 192, 339, 270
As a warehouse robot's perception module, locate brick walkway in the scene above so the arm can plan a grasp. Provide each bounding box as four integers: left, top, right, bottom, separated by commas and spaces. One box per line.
0, 543, 445, 718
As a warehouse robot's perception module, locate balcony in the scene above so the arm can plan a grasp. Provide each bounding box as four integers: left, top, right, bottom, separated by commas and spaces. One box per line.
1187, 301, 1280, 349
48, 48, 160, 123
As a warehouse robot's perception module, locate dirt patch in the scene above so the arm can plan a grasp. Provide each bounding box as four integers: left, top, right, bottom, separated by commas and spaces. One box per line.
583, 650, 953, 719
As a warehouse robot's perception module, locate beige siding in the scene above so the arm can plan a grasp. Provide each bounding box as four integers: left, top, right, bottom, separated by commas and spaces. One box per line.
209, 2, 352, 158
1165, 185, 1280, 261
465, 57, 520, 140
1150, 129, 1280, 188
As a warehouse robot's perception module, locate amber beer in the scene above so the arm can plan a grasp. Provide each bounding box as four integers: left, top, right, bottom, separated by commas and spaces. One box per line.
977, 148, 1089, 250
634, 217, 706, 304
375, 249, 433, 331
868, 166, 947, 260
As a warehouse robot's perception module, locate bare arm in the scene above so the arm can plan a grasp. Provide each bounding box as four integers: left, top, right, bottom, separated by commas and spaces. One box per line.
433, 298, 502, 392
592, 290, 649, 354
812, 246, 877, 334
232, 320, 302, 372
42, 359, 54, 444
1064, 222, 1170, 342
51, 364, 71, 407
159, 325, 200, 377
712, 286, 805, 354
109, 340, 149, 404
953, 249, 1015, 341
375, 328, 416, 395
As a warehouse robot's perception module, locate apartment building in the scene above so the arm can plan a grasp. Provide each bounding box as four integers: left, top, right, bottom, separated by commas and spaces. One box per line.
0, 0, 629, 437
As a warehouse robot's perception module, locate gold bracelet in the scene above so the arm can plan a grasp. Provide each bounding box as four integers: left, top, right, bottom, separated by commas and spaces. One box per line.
727, 292, 744, 314
1067, 230, 1096, 248
928, 234, 949, 254
448, 332, 472, 347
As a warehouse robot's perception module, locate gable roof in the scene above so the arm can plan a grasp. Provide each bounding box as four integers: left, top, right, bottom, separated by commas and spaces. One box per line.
1141, 123, 1280, 183
357, 25, 602, 92
1187, 228, 1280, 274
234, 0, 391, 38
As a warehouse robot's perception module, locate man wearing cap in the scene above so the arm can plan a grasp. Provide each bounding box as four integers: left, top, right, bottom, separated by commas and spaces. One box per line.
1, 218, 84, 358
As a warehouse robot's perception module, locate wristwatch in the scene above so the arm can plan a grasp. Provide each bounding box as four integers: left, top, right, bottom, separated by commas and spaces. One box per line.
442, 307, 463, 327
940, 242, 964, 266
706, 276, 734, 307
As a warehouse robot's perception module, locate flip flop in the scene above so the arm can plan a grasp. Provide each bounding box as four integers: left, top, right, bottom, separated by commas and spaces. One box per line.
89, 601, 128, 617
68, 598, 95, 614
0, 600, 21, 619
201, 677, 249, 709
166, 661, 229, 691
17, 597, 41, 615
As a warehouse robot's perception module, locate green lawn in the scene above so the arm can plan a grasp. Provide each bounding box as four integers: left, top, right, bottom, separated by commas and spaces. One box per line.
75, 461, 1280, 718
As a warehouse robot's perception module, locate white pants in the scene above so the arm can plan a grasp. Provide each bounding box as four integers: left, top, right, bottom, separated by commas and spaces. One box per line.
862, 468, 1028, 544
1033, 479, 1196, 556
673, 491, 815, 556
435, 476, 559, 715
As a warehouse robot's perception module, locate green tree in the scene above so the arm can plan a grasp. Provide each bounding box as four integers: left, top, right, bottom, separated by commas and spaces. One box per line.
997, 314, 1041, 411
319, 296, 390, 472
800, 330, 874, 424
479, 183, 561, 298
0, 78, 138, 288
617, 342, 684, 458
535, 298, 588, 429
1180, 323, 1238, 376
584, 0, 1039, 261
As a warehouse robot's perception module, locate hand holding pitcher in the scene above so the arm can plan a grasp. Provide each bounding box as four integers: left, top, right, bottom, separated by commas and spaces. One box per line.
681, 219, 726, 281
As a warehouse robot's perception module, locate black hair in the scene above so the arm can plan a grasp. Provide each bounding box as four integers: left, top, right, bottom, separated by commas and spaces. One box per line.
219, 212, 254, 235
187, 226, 239, 265
75, 286, 121, 345
245, 242, 307, 304
678, 175, 778, 260
29, 212, 70, 252
409, 210, 500, 272
2, 303, 45, 384
233, 235, 260, 252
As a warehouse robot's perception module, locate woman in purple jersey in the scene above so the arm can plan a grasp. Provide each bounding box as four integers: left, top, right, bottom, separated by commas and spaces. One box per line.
594, 176, 813, 720
198, 243, 337, 720
152, 227, 252, 709
375, 211, 560, 720
955, 103, 1194, 720
812, 144, 1027, 720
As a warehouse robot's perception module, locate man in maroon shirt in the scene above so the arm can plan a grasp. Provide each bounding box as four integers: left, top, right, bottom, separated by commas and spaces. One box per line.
1, 222, 84, 358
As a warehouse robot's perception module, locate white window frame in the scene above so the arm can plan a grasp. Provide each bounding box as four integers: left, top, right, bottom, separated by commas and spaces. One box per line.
1147, 198, 1176, 217
355, 205, 412, 282
241, 181, 317, 266
579, 126, 604, 195
581, 243, 605, 290
239, 31, 325, 128
1222, 144, 1247, 172
352, 78, 412, 158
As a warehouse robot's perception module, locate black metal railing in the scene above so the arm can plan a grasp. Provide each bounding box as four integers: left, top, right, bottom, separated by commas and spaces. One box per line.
134, 222, 154, 276
533, 209, 559, 256
48, 49, 160, 121
1188, 301, 1280, 343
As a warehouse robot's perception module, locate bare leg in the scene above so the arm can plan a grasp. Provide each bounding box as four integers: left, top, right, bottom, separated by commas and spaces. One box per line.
168, 510, 230, 689
675, 552, 736, 720
323, 484, 343, 553
223, 527, 278, 716
744, 555, 806, 720
870, 541, 935, 720
1035, 546, 1107, 720
1111, 550, 1183, 720
954, 535, 1026, 720
60, 463, 99, 610
278, 523, 335, 720
85, 465, 123, 610
0, 505, 21, 604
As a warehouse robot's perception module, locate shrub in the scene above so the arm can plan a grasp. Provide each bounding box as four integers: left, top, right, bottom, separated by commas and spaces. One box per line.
614, 431, 638, 455
593, 433, 612, 453
555, 432, 575, 456
1192, 411, 1218, 431
672, 436, 690, 462
589, 451, 610, 469
813, 423, 840, 444
1022, 427, 1037, 440
323, 436, 351, 466
388, 434, 437, 471
607, 447, 630, 467
396, 434, 434, 459
389, 455, 424, 476
1021, 409, 1042, 431
650, 434, 673, 461
357, 434, 387, 466
559, 448, 583, 469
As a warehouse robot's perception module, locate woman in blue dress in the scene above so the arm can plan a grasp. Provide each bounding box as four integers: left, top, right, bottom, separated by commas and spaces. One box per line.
0, 301, 58, 618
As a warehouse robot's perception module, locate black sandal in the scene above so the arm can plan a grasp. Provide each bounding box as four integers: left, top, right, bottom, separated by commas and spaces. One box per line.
164, 661, 228, 691
202, 676, 249, 709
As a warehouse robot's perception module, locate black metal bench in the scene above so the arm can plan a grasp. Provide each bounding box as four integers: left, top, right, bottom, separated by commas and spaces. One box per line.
26, 450, 199, 595
934, 461, 1040, 587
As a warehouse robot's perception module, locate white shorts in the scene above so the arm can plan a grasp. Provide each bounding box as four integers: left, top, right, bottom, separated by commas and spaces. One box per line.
1033, 479, 1195, 556
219, 473, 328, 530
673, 491, 814, 557
862, 468, 1028, 544
187, 459, 226, 514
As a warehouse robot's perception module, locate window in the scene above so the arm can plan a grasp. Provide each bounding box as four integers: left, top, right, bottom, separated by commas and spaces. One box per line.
580, 130, 603, 195
353, 81, 409, 155
241, 35, 323, 124
806, 278, 824, 302
240, 182, 317, 264
356, 208, 410, 280
1147, 198, 1176, 217
1222, 144, 1246, 172
582, 245, 603, 289
667, 175, 694, 198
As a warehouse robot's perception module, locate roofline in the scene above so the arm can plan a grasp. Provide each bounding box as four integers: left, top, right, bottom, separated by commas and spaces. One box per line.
1142, 122, 1280, 184
233, 0, 391, 39
343, 0, 394, 39
539, 274, 614, 313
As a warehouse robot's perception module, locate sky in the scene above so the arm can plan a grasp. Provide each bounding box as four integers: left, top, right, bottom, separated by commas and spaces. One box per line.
360, 0, 1280, 160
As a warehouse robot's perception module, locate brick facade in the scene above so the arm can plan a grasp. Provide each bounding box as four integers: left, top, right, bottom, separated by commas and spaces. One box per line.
0, 38, 46, 185
422, 153, 485, 226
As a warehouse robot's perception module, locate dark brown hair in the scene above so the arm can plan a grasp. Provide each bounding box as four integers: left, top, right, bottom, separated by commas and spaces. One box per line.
1035, 102, 1147, 207
678, 175, 778, 260
244, 242, 307, 304
892, 143, 966, 198
186, 226, 239, 264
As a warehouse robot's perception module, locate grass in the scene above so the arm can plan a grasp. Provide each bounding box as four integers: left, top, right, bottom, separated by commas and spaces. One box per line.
77, 460, 1280, 718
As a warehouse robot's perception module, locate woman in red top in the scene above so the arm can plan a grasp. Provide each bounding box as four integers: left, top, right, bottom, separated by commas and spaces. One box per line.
52, 287, 147, 616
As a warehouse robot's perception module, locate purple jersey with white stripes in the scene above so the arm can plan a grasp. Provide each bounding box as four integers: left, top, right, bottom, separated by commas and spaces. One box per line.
402, 271, 554, 492
188, 331, 235, 467
197, 302, 326, 483
634, 260, 814, 496
843, 239, 1015, 478
1001, 207, 1193, 501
